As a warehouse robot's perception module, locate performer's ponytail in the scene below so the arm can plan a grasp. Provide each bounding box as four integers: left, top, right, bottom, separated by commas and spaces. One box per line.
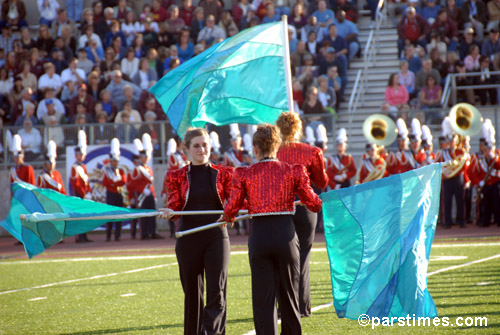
253, 124, 281, 157
276, 112, 302, 142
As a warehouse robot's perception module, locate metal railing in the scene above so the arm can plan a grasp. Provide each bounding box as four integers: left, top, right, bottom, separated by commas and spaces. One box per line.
446, 71, 500, 106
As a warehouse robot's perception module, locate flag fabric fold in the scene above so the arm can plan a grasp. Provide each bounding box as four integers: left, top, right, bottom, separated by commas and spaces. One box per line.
150, 21, 289, 137
321, 164, 441, 320
1, 182, 155, 258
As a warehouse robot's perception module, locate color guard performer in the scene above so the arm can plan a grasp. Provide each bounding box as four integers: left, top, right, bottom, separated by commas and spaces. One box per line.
421, 125, 435, 165
131, 134, 164, 240
223, 124, 244, 167
469, 120, 500, 227
160, 128, 234, 335
101, 138, 127, 241
127, 139, 143, 239
326, 128, 356, 189
9, 134, 35, 185
223, 124, 322, 334
276, 112, 328, 317
435, 117, 469, 228
70, 131, 93, 243
358, 143, 389, 184
37, 140, 66, 195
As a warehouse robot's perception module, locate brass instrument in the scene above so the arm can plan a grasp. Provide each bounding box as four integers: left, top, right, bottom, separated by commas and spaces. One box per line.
448, 103, 483, 136
362, 114, 398, 147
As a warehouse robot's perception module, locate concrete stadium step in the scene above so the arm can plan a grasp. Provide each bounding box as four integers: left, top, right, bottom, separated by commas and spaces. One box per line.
350, 59, 400, 69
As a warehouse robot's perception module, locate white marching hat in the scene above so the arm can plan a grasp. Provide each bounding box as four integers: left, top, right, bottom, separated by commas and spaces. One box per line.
210, 131, 221, 155
336, 128, 347, 144
441, 117, 454, 141
421, 125, 433, 147
142, 133, 153, 157
409, 118, 422, 142
10, 134, 23, 157
167, 138, 177, 157
45, 140, 57, 163
305, 125, 316, 146
75, 130, 87, 155
109, 138, 121, 161
480, 119, 496, 147
396, 118, 408, 140
229, 124, 241, 141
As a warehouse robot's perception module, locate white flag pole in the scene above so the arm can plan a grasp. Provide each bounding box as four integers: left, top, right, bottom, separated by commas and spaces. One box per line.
281, 15, 294, 113
175, 214, 253, 238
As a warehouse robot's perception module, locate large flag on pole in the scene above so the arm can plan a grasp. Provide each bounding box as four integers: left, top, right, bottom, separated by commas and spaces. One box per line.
1, 182, 155, 258
149, 20, 292, 137
321, 164, 441, 319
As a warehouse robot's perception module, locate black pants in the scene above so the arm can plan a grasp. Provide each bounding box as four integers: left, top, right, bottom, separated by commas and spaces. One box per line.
176, 228, 229, 335
106, 191, 123, 240
464, 186, 472, 223
249, 215, 301, 335
292, 205, 317, 316
140, 194, 156, 238
443, 175, 465, 227
480, 182, 500, 226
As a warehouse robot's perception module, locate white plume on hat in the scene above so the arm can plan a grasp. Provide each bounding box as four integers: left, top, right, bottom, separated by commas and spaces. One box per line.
210, 131, 221, 154
110, 138, 121, 160
47, 140, 57, 161
305, 126, 315, 146
133, 138, 143, 155
229, 124, 241, 141
396, 118, 408, 139
481, 119, 496, 146
10, 134, 22, 156
316, 124, 327, 143
410, 118, 422, 141
441, 117, 454, 139
78, 130, 87, 155
243, 133, 253, 153
421, 125, 433, 143
336, 128, 347, 143
142, 133, 153, 157
167, 138, 177, 156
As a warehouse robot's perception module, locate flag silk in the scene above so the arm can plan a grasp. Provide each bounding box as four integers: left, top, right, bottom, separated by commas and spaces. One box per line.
321, 164, 441, 320
150, 22, 289, 137
1, 182, 155, 258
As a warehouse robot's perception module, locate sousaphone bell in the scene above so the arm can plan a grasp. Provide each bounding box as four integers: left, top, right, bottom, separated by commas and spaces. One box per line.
363, 114, 398, 146
448, 103, 483, 136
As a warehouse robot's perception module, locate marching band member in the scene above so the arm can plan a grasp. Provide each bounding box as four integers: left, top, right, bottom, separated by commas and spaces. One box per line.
276, 112, 328, 317
223, 124, 322, 334
387, 119, 418, 175
421, 125, 435, 165
9, 134, 35, 185
127, 139, 143, 239
408, 119, 426, 167
70, 131, 93, 243
435, 117, 469, 228
359, 143, 389, 184
209, 131, 223, 165
160, 128, 235, 335
37, 140, 66, 195
469, 120, 500, 227
131, 134, 164, 240
223, 124, 244, 167
326, 128, 356, 189
101, 138, 127, 241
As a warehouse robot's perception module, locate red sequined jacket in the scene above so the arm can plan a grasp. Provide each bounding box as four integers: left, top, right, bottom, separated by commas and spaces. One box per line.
223, 160, 322, 222
277, 142, 329, 189
165, 163, 234, 220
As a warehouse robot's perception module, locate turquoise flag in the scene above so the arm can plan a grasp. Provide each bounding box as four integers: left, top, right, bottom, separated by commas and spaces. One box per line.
150, 22, 289, 137
1, 182, 155, 258
321, 164, 441, 320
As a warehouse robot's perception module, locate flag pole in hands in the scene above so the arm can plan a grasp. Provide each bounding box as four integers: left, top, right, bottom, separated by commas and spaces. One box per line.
281, 15, 294, 113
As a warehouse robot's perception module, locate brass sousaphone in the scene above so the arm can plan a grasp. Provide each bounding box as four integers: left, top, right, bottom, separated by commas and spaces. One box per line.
362, 114, 398, 146
448, 103, 483, 136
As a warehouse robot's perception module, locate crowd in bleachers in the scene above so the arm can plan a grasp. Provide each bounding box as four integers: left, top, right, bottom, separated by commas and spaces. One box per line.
0, 0, 366, 161
385, 0, 500, 124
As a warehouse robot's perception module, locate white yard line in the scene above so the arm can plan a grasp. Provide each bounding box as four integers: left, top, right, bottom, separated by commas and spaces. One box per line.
427, 253, 500, 277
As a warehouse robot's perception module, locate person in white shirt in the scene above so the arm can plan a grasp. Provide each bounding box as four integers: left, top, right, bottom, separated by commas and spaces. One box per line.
121, 48, 139, 78
18, 118, 43, 160
38, 0, 60, 27
38, 63, 63, 96
78, 24, 103, 49
37, 88, 65, 120
197, 15, 226, 46
61, 58, 86, 85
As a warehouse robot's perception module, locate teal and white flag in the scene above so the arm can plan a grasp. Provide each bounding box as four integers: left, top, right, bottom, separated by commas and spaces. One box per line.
150, 21, 291, 137
321, 164, 441, 319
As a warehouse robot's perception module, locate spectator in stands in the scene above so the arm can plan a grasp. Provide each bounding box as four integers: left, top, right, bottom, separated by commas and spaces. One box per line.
38, 0, 60, 27
429, 48, 445, 80
385, 73, 410, 111
51, 9, 77, 38
93, 1, 104, 22
419, 75, 442, 122
146, 48, 162, 78
323, 23, 350, 63
61, 80, 77, 110
54, 35, 74, 60
0, 25, 15, 54
11, 86, 36, 122
317, 75, 336, 112
387, 0, 406, 27
398, 60, 416, 96
415, 57, 441, 92
38, 62, 63, 96
441, 51, 459, 79
464, 44, 481, 71
481, 28, 500, 60
101, 47, 117, 74
0, 0, 27, 30
61, 58, 86, 86
461, 0, 487, 41
219, 10, 239, 36
113, 0, 130, 22
121, 11, 138, 47
455, 60, 476, 104
3, 51, 16, 78
8, 76, 23, 110
37, 88, 64, 120
301, 15, 321, 43
139, 92, 165, 120
79, 24, 103, 50
289, 3, 307, 36
397, 7, 430, 59
69, 83, 94, 120
474, 55, 499, 105
94, 111, 115, 144
41, 100, 66, 125
110, 35, 126, 60
313, 0, 335, 28
291, 40, 312, 69
14, 101, 37, 126
72, 102, 93, 123
115, 100, 142, 126
77, 48, 94, 75
142, 18, 159, 51
117, 84, 139, 110
85, 38, 104, 65
333, 0, 358, 23
432, 9, 459, 51
36, 24, 55, 58
292, 79, 304, 112
121, 47, 139, 79
151, 0, 168, 23
306, 30, 320, 57
18, 118, 42, 161
177, 28, 194, 61
319, 47, 348, 97
335, 10, 360, 61
297, 61, 318, 98
459, 27, 481, 59
262, 4, 280, 23
116, 110, 138, 143
0, 67, 11, 118
139, 111, 161, 154
133, 58, 157, 90
422, 0, 440, 25
327, 65, 342, 103
302, 85, 325, 125
80, 8, 94, 34
487, 0, 500, 32
167, 5, 185, 37
95, 7, 114, 41
19, 26, 35, 51
100, 89, 117, 121
180, 0, 195, 26
104, 20, 127, 49
197, 14, 226, 46
445, 0, 462, 30
18, 61, 37, 94
199, 0, 223, 23
190, 7, 205, 41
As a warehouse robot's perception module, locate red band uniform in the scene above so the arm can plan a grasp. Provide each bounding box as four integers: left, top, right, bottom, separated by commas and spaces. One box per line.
101, 163, 127, 240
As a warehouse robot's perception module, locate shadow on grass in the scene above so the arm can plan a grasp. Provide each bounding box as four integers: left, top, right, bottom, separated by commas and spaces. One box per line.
58, 323, 183, 335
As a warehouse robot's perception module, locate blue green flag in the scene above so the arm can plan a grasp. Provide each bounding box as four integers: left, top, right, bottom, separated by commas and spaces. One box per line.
1, 182, 155, 258
321, 164, 441, 319
150, 22, 289, 137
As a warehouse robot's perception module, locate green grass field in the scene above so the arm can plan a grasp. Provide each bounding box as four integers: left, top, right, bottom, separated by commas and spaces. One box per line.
1, 241, 499, 335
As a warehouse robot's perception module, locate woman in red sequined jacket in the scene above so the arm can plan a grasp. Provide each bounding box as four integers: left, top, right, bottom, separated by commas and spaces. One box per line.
160, 128, 234, 335
275, 111, 328, 317
223, 124, 322, 334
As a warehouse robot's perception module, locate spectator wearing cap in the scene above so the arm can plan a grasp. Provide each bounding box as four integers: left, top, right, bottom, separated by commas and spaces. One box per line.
38, 0, 60, 27
320, 46, 348, 98
38, 62, 63, 96
461, 0, 487, 41
397, 7, 430, 59
37, 88, 65, 120
481, 29, 500, 60
0, 0, 27, 30
431, 9, 459, 51
69, 83, 94, 120
61, 58, 86, 86
421, 0, 441, 25
334, 10, 360, 61
50, 8, 77, 38
197, 14, 226, 46
487, 0, 500, 32
458, 27, 481, 59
